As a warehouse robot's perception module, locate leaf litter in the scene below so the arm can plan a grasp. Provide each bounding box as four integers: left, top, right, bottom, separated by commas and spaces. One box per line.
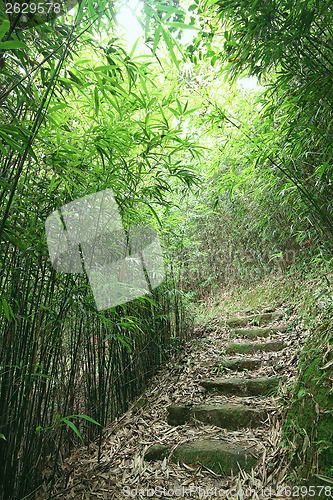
37, 304, 309, 499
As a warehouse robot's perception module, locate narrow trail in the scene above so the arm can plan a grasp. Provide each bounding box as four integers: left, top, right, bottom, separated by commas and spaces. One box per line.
43, 302, 308, 499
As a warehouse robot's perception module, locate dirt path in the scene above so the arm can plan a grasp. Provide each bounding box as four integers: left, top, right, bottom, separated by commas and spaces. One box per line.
40, 302, 307, 499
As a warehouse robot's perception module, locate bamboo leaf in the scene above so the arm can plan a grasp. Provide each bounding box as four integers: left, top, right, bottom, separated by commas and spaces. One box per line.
1, 297, 14, 321
314, 475, 333, 485
2, 230, 26, 250
0, 131, 24, 153
160, 28, 180, 68
153, 26, 162, 54
0, 20, 10, 41
204, 0, 220, 7
94, 87, 99, 117
88, 0, 96, 18
67, 414, 102, 426
168, 22, 197, 30
61, 418, 84, 444
0, 40, 28, 50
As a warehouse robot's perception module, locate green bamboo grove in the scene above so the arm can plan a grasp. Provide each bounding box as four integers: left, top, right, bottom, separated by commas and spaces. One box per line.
0, 0, 333, 496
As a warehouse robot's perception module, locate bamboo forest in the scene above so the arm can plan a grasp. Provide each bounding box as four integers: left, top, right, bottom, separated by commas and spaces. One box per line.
0, 0, 332, 498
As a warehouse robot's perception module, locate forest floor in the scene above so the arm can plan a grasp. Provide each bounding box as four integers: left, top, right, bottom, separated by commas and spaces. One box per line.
38, 299, 309, 500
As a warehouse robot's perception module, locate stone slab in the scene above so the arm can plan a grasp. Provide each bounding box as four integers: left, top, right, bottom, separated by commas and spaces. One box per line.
224, 311, 283, 328
248, 311, 283, 326
145, 439, 257, 474
219, 357, 262, 371
192, 404, 267, 429
230, 324, 288, 339
226, 340, 286, 354
167, 405, 191, 426
167, 403, 267, 429
224, 317, 248, 328
200, 376, 280, 396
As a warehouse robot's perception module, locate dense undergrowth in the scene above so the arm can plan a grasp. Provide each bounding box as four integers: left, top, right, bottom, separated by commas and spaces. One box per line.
285, 312, 333, 482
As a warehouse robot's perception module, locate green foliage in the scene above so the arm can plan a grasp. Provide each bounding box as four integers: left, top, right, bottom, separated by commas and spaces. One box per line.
284, 313, 333, 480
0, 2, 199, 498
1, 0, 333, 496
160, 0, 333, 302
36, 413, 102, 447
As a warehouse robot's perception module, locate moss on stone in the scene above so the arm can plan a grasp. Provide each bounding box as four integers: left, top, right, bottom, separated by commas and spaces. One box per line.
145, 440, 257, 474
145, 444, 170, 461
192, 403, 267, 429
200, 376, 279, 396
226, 343, 253, 354
230, 324, 288, 339
172, 439, 257, 474
167, 405, 191, 426
219, 357, 261, 371
284, 317, 333, 480
224, 317, 248, 328
226, 340, 285, 354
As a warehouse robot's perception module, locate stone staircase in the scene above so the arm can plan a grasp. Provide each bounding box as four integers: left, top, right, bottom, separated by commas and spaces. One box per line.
144, 304, 290, 476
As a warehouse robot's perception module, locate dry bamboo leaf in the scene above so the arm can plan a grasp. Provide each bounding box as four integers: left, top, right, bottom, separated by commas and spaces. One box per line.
302, 432, 310, 454
40, 310, 304, 500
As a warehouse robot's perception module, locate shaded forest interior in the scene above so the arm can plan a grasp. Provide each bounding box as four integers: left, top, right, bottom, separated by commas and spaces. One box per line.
0, 0, 332, 498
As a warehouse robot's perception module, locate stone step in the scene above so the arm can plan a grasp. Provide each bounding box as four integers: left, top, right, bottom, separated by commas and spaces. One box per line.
223, 311, 283, 328
233, 304, 280, 316
230, 324, 288, 339
144, 439, 257, 474
219, 357, 262, 371
226, 340, 286, 354
238, 308, 257, 316
261, 306, 275, 313
224, 316, 248, 328
167, 403, 267, 429
200, 376, 280, 396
